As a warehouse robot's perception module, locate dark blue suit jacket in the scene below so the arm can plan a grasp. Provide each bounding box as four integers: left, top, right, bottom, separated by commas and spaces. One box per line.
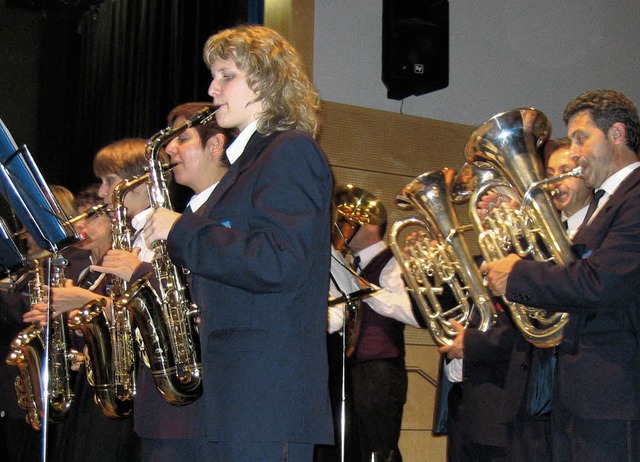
507, 166, 640, 420
167, 129, 334, 445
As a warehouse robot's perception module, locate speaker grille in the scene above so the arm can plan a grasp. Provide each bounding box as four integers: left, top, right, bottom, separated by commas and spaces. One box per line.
382, 0, 449, 100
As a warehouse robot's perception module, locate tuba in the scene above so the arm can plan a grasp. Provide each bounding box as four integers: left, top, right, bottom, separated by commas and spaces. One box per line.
463, 108, 581, 348
67, 195, 140, 418
389, 168, 497, 347
6, 257, 76, 430
330, 184, 386, 355
127, 108, 215, 405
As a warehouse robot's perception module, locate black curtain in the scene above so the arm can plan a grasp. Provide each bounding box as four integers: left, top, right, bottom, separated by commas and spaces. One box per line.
33, 0, 255, 194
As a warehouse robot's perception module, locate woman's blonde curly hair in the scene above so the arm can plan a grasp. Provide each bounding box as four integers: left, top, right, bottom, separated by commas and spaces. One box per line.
203, 24, 320, 137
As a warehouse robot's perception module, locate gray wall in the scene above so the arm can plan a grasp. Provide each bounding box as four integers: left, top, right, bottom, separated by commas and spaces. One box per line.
314, 0, 640, 136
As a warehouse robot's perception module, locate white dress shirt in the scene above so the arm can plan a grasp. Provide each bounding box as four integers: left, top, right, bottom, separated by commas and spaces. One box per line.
131, 207, 155, 263
327, 240, 419, 333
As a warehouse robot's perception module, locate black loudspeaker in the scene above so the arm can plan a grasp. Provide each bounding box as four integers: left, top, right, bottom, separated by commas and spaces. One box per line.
382, 0, 449, 100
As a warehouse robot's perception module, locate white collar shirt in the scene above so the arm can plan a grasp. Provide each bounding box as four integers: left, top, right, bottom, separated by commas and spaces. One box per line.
226, 120, 258, 165
587, 161, 640, 225
131, 207, 155, 263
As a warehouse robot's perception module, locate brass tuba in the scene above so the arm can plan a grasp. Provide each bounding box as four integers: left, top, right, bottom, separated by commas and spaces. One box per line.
330, 184, 386, 355
6, 257, 75, 430
389, 168, 497, 347
463, 108, 580, 348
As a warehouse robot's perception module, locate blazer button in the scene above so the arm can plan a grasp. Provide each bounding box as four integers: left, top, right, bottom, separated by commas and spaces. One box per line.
520, 363, 528, 371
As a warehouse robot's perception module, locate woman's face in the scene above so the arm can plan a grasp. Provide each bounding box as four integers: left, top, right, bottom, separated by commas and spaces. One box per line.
97, 173, 148, 216
207, 58, 263, 132
164, 123, 207, 192
75, 205, 111, 256
165, 121, 221, 193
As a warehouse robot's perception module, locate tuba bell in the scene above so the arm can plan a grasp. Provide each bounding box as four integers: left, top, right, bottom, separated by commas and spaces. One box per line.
389, 168, 497, 347
463, 108, 581, 348
330, 184, 386, 356
332, 184, 387, 255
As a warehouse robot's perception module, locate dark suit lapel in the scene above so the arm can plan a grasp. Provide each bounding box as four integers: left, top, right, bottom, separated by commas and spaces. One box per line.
198, 131, 281, 217
574, 166, 640, 246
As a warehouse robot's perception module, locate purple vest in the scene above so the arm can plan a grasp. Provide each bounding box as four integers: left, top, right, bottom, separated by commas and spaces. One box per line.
352, 247, 405, 363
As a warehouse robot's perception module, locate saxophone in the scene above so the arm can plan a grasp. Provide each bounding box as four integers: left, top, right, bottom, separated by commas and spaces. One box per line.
6, 257, 75, 430
67, 197, 140, 418
127, 108, 215, 405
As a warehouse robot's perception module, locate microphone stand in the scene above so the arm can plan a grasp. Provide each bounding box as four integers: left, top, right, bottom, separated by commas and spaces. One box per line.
329, 272, 352, 462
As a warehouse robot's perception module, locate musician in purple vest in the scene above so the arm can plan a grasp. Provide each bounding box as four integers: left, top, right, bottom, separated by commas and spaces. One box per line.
328, 186, 420, 462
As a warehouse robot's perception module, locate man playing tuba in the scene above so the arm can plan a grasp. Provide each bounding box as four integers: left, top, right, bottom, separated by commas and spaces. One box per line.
482, 90, 640, 462
324, 184, 421, 462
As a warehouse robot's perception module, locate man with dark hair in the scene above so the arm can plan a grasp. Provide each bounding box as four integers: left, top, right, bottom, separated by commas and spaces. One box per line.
544, 137, 593, 237
482, 89, 640, 461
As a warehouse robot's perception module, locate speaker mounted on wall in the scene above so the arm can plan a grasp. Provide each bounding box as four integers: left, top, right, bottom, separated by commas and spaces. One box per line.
382, 0, 449, 100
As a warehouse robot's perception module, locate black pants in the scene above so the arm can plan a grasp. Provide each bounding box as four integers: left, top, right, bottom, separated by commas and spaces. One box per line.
349, 358, 407, 462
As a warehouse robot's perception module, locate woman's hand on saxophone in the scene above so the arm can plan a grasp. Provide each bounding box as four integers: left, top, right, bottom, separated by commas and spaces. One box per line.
23, 300, 49, 325
143, 208, 182, 247
25, 280, 110, 319
91, 248, 142, 282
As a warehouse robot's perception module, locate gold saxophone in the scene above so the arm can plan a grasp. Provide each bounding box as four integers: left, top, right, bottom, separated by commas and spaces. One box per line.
6, 257, 75, 430
127, 107, 215, 405
67, 199, 139, 418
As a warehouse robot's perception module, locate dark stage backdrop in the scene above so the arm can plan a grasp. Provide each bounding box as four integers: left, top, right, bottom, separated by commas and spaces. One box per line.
1, 0, 261, 198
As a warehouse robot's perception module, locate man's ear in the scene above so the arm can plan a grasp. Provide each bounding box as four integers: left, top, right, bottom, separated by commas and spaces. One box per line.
608, 122, 627, 145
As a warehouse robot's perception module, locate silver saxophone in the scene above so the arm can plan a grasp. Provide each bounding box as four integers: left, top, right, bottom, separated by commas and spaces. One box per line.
67, 200, 137, 418
6, 257, 75, 430
128, 107, 215, 405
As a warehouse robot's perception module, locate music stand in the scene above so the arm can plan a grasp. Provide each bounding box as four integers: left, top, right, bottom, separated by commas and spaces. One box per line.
329, 247, 377, 462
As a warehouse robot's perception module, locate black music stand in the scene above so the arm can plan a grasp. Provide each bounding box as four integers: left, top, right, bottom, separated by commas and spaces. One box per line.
328, 248, 377, 462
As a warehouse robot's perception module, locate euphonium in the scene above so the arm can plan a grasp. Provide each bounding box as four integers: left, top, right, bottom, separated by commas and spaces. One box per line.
128, 108, 214, 405
6, 257, 75, 430
68, 194, 140, 418
463, 108, 580, 348
331, 184, 386, 356
389, 168, 497, 347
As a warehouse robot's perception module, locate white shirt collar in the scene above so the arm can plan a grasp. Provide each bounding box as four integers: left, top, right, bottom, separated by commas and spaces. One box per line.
187, 182, 218, 212
131, 207, 153, 231
226, 120, 259, 165
564, 204, 588, 238
599, 161, 640, 197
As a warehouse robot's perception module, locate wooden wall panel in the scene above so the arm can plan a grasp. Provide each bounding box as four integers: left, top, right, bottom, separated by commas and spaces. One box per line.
318, 100, 479, 461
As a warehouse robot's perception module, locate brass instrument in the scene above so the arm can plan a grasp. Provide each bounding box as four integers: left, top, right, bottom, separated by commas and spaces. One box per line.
332, 184, 388, 255
331, 184, 386, 355
463, 108, 580, 348
128, 108, 214, 405
389, 169, 497, 347
68, 185, 146, 418
6, 257, 75, 430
